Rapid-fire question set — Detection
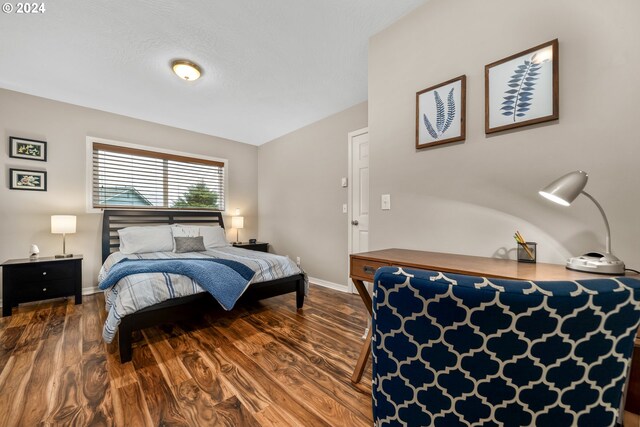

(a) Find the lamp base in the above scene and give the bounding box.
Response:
[566,252,625,275]
[55,253,73,259]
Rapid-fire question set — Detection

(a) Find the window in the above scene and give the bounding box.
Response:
[91,142,225,210]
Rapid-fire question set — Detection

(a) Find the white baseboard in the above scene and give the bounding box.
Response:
[0,280,350,308]
[308,276,350,293]
[83,286,101,296]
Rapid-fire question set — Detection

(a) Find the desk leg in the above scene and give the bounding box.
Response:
[352,279,372,316]
[351,278,373,383]
[351,326,372,384]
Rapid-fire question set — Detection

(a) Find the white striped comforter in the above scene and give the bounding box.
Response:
[98,246,304,343]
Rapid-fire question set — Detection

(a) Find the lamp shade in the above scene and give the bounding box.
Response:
[231,216,244,229]
[538,170,588,206]
[51,215,76,234]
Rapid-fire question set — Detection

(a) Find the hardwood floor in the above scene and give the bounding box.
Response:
[626,412,640,427]
[0,284,373,426]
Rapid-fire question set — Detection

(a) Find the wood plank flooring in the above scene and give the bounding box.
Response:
[626,411,640,427]
[0,284,373,426]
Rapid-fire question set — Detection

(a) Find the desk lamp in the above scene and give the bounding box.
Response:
[539,170,624,274]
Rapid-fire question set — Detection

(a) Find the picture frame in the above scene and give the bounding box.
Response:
[485,39,559,134]
[416,75,466,149]
[9,137,47,161]
[9,168,47,191]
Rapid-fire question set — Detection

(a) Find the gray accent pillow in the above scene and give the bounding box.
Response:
[174,236,206,253]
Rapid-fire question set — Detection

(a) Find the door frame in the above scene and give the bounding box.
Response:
[347,127,369,293]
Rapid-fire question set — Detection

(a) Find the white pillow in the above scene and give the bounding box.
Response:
[171,225,230,250]
[118,225,174,254]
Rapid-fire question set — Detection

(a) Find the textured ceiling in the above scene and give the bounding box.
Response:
[0,0,425,145]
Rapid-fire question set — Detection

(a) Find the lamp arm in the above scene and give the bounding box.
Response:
[581,190,611,254]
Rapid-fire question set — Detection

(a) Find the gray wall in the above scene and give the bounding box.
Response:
[368,0,640,267]
[258,102,368,287]
[0,88,258,295]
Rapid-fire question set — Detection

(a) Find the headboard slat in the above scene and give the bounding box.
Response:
[101,209,225,263]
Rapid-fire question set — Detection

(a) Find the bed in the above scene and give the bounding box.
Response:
[100,209,306,362]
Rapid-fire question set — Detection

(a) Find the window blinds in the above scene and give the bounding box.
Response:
[92,142,225,210]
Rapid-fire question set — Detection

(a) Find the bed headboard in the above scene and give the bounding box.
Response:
[101,209,225,263]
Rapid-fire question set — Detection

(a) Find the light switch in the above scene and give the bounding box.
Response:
[381,194,391,210]
[341,177,348,188]
[342,204,348,213]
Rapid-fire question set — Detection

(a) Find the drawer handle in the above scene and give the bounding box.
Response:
[42,288,47,292]
[363,266,376,275]
[42,271,47,276]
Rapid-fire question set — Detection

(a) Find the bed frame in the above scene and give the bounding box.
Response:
[101,209,305,362]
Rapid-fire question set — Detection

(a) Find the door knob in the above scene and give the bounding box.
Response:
[351,220,359,226]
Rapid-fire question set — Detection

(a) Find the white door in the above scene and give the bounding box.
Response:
[348,127,369,292]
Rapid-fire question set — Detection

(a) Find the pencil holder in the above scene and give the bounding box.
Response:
[517,242,537,263]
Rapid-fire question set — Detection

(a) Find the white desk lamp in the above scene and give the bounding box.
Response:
[539,170,624,274]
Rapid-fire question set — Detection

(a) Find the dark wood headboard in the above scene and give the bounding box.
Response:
[101,209,225,263]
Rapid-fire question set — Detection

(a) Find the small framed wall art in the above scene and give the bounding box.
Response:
[9,168,47,191]
[9,137,47,161]
[416,75,466,149]
[485,39,559,134]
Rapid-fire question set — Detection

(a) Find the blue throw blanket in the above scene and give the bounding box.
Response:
[98,258,256,310]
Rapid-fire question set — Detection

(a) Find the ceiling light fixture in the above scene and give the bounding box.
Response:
[171,60,202,81]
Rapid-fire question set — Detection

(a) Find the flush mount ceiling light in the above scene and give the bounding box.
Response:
[171,60,202,81]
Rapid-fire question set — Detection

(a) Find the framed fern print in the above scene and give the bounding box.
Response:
[416,75,466,149]
[485,39,559,134]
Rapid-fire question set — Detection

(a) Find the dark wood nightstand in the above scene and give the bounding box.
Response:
[1,255,83,316]
[232,242,269,252]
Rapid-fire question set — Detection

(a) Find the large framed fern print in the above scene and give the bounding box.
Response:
[416,75,466,149]
[485,39,558,134]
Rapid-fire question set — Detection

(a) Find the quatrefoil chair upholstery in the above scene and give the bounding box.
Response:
[372,266,640,427]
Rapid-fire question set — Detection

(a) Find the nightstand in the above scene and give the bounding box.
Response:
[1,255,82,316]
[232,242,269,252]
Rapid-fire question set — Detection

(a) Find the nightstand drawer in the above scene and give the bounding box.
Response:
[11,262,74,284]
[13,279,75,302]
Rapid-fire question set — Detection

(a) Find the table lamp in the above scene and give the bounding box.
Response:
[231,216,244,244]
[539,170,624,274]
[51,215,76,258]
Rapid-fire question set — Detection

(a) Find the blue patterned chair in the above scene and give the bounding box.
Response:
[372,266,640,427]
